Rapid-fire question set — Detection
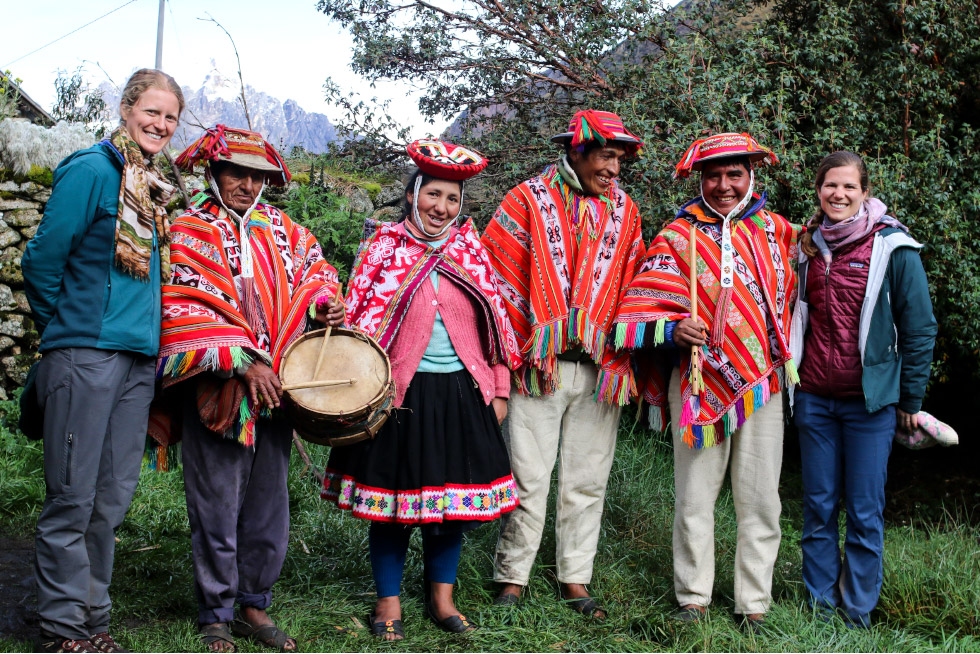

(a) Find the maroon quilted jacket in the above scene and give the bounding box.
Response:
[797,227,883,398]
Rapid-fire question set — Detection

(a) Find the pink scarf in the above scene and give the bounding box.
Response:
[818,198,905,259]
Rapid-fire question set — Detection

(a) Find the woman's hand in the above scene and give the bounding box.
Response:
[672,317,708,348]
[492,397,508,425]
[314,298,346,327]
[242,362,283,411]
[896,408,920,432]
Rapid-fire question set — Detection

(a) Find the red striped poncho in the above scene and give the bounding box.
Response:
[481,164,645,404]
[157,194,340,446]
[614,195,801,447]
[346,219,522,371]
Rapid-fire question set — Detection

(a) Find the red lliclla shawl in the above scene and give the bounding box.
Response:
[157,194,340,446]
[614,195,801,447]
[481,165,645,404]
[347,219,522,371]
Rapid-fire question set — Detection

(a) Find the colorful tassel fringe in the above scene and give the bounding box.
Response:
[157,346,253,380]
[613,318,667,351]
[680,367,784,449]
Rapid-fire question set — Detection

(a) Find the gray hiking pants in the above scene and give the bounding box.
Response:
[180,386,292,625]
[34,348,155,640]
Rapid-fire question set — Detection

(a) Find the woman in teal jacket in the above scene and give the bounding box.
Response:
[22,69,184,654]
[788,151,937,628]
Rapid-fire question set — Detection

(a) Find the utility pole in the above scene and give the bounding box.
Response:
[154,0,165,68]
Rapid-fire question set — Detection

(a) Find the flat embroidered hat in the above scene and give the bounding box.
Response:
[406,139,488,181]
[551,109,643,155]
[674,132,778,179]
[174,124,291,185]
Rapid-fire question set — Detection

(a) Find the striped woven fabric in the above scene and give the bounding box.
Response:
[614,195,801,447]
[481,164,645,404]
[157,195,340,446]
[346,219,522,370]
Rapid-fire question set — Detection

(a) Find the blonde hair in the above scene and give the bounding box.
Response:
[119,68,184,121]
[799,151,870,258]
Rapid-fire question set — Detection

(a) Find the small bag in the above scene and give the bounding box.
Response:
[18,360,43,441]
[894,410,958,450]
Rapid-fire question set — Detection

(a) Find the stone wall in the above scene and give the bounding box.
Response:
[0,179,47,400]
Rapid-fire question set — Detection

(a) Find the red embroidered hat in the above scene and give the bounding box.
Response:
[406,139,488,181]
[174,124,291,185]
[674,132,778,179]
[551,109,643,156]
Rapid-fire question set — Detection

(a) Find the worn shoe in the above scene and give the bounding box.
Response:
[493,592,520,607]
[426,604,478,634]
[37,633,99,653]
[89,633,130,653]
[673,605,707,623]
[369,614,405,640]
[739,614,767,634]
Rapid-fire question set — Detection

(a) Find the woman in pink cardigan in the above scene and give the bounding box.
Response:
[321,140,522,640]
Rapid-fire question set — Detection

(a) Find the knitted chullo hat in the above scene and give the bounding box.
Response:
[174,124,291,185]
[674,132,778,179]
[551,109,644,156]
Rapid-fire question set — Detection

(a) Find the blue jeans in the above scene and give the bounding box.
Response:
[794,391,896,626]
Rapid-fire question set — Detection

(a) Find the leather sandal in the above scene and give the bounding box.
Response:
[199,624,236,653]
[563,595,607,620]
[426,604,478,633]
[369,614,405,640]
[230,618,295,651]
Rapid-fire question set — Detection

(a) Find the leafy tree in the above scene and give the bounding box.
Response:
[51,67,111,137]
[318,0,980,384]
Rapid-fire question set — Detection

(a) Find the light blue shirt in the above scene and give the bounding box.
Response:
[406,230,464,373]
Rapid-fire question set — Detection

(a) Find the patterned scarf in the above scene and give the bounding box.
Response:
[347,219,522,370]
[158,195,340,446]
[818,197,906,258]
[107,127,174,281]
[614,196,801,448]
[481,164,645,403]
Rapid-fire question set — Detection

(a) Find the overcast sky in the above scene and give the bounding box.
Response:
[2,0,449,136]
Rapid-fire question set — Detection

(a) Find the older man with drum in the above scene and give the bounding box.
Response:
[159,125,344,652]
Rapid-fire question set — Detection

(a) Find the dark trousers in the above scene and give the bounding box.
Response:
[34,348,155,640]
[181,389,292,625]
[794,391,896,626]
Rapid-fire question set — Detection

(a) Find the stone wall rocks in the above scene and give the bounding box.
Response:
[0,179,43,395]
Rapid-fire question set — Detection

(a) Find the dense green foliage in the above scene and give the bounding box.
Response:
[1,409,978,652]
[317,0,980,384]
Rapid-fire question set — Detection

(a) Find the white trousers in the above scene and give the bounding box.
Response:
[494,360,622,585]
[669,368,784,615]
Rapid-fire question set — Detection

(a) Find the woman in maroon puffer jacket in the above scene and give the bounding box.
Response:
[790,151,936,629]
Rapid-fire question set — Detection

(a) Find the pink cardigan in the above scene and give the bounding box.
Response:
[387,272,511,407]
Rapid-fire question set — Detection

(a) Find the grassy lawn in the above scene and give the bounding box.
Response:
[1,411,977,652]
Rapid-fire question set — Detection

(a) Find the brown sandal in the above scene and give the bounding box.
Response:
[199,623,236,653]
[231,618,296,651]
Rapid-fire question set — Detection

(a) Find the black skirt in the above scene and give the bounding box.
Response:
[322,370,518,532]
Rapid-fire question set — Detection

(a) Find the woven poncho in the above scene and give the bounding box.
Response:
[157,194,340,446]
[614,195,801,447]
[481,164,645,403]
[346,219,522,371]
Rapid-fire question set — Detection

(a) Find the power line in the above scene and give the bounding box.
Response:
[3,0,142,69]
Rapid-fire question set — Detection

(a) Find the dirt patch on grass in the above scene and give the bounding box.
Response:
[0,531,37,643]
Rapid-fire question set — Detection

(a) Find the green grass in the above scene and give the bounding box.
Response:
[1,413,977,652]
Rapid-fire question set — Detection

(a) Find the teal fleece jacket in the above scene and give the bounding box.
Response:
[790,228,937,414]
[22,142,162,356]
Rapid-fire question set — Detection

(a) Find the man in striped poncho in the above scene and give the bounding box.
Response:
[614,132,801,631]
[481,110,646,619]
[160,125,345,652]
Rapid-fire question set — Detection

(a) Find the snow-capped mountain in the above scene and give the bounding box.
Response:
[100,66,338,154]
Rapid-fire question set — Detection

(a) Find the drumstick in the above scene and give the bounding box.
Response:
[689,222,701,396]
[282,378,355,392]
[313,286,343,381]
